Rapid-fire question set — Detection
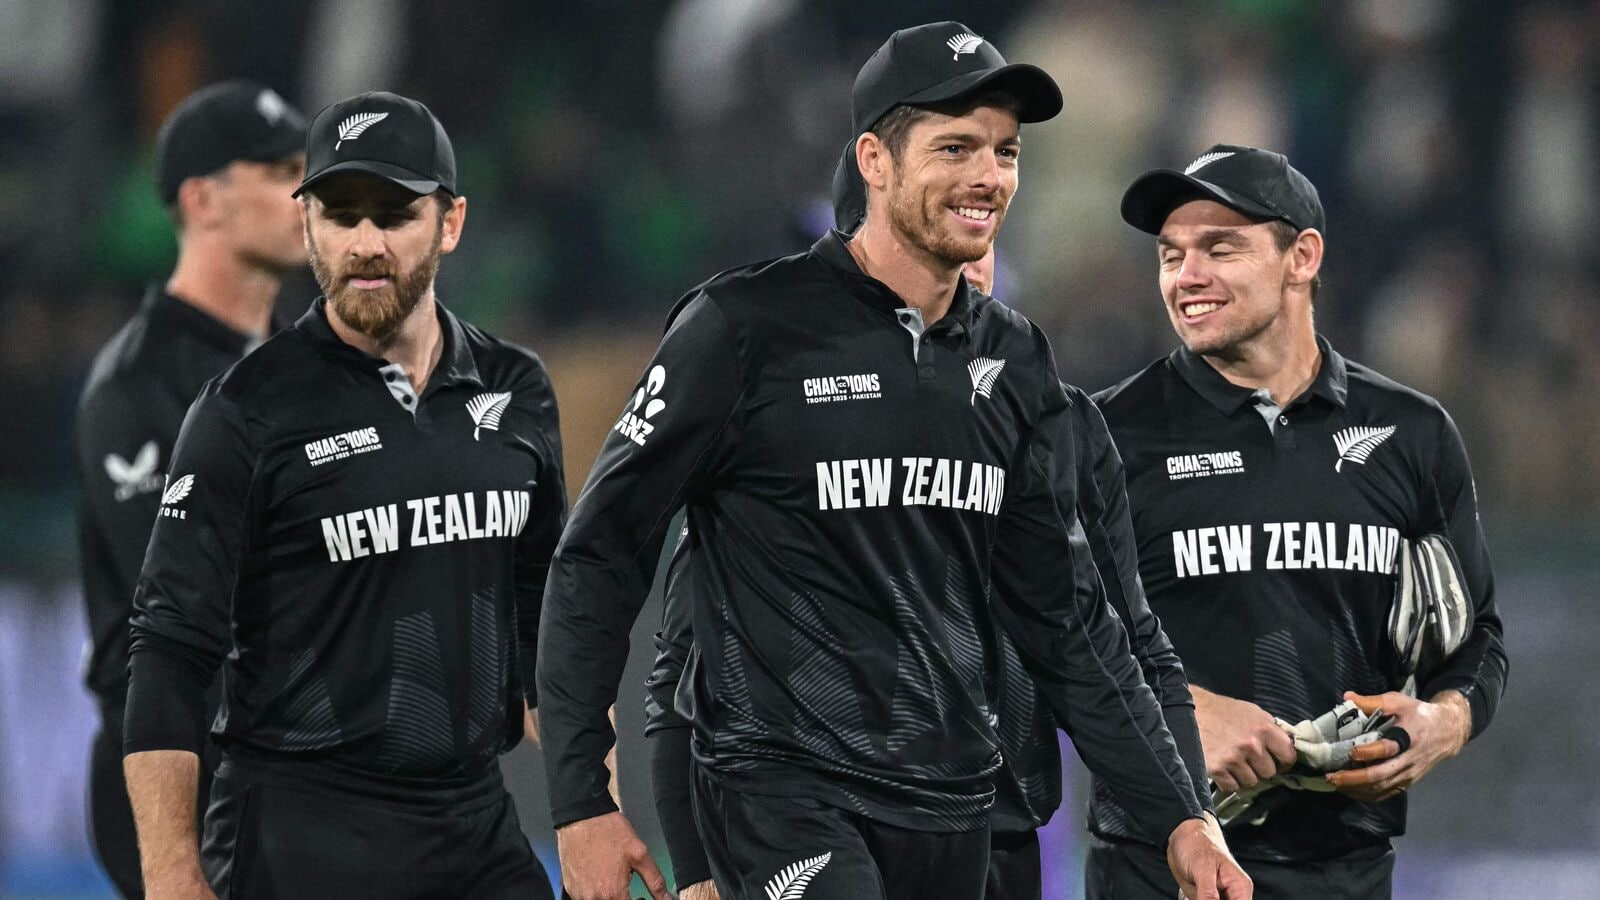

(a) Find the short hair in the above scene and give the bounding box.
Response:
[1267,219,1321,304]
[869,90,1024,161]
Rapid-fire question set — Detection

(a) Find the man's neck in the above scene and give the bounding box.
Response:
[1201,311,1321,407]
[165,243,281,339]
[847,220,964,324]
[327,292,445,394]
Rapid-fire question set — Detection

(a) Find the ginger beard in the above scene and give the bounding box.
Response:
[307,215,443,347]
[885,165,1006,269]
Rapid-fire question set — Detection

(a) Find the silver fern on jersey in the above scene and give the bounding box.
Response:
[466,392,512,440]
[968,357,1006,405]
[764,852,832,900]
[1332,425,1396,472]
[335,112,388,149]
[946,33,984,59]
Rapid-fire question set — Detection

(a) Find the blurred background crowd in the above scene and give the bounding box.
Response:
[2,1,1598,897]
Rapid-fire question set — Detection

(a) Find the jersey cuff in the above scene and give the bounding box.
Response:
[550,793,620,830]
[123,645,211,755]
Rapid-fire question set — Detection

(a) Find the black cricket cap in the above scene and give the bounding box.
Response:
[294,91,456,198]
[155,81,307,203]
[852,22,1062,137]
[831,138,867,234]
[1121,143,1326,235]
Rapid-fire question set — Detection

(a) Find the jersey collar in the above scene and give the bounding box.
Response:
[145,284,261,355]
[810,230,980,338]
[297,296,484,388]
[1171,334,1349,415]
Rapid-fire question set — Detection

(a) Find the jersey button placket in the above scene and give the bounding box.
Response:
[1274,412,1296,450]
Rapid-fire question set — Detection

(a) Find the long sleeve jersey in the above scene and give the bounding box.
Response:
[1094,339,1506,861]
[538,231,1203,838]
[125,299,565,787]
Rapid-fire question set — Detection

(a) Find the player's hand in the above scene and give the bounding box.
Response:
[1193,688,1296,793]
[556,812,673,900]
[679,880,721,900]
[1325,690,1471,802]
[1166,814,1253,899]
[145,868,218,900]
[524,702,540,745]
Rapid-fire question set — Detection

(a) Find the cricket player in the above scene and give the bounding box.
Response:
[539,22,1248,900]
[76,80,307,897]
[643,140,1216,900]
[1086,144,1507,898]
[122,91,564,900]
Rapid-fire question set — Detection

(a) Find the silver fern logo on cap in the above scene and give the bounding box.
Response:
[968,357,1006,405]
[946,32,984,60]
[1333,425,1396,472]
[1184,150,1236,175]
[335,112,389,150]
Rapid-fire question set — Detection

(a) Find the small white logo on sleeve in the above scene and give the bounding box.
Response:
[967,357,1005,404]
[159,474,193,519]
[104,440,163,501]
[946,33,984,59]
[1333,425,1396,472]
[1184,150,1236,175]
[335,112,389,150]
[466,392,512,440]
[614,365,667,447]
[764,851,831,900]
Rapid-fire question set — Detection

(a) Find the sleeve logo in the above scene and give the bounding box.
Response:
[764,851,831,900]
[614,365,667,447]
[967,357,1005,405]
[104,440,163,501]
[336,112,388,150]
[159,473,194,519]
[1332,425,1396,472]
[466,392,513,440]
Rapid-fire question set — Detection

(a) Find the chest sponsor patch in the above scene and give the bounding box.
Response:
[1166,450,1244,480]
[815,457,1005,516]
[803,373,881,404]
[305,426,384,466]
[318,489,531,562]
[1170,521,1401,578]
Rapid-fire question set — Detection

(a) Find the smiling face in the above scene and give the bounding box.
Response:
[302,173,466,346]
[879,103,1020,269]
[1157,200,1313,358]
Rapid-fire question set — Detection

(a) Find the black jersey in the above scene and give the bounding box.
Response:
[77,287,262,708]
[539,231,1202,838]
[125,298,566,785]
[1093,339,1506,861]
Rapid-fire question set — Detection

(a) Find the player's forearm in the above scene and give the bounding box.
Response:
[1418,623,1506,740]
[124,749,207,889]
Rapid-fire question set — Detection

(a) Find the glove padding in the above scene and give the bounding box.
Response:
[1390,533,1473,686]
[1214,700,1399,826]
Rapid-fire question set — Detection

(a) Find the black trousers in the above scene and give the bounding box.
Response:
[1084,832,1395,900]
[691,765,990,900]
[200,768,552,900]
[985,829,1041,900]
[90,713,216,899]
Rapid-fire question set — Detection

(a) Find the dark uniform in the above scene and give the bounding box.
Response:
[1086,146,1507,898]
[640,140,1210,900]
[124,93,563,900]
[75,81,306,898]
[539,222,1205,899]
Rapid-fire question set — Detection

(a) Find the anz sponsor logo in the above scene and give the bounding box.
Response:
[803,373,881,404]
[1166,450,1244,480]
[305,426,383,466]
[815,457,1006,516]
[319,489,532,563]
[1171,521,1401,578]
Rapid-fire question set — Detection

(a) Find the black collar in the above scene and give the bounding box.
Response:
[810,230,980,338]
[296,296,484,388]
[1171,334,1349,415]
[144,285,260,355]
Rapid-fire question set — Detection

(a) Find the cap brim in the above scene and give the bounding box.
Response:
[293,159,441,198]
[902,63,1063,124]
[1120,170,1282,235]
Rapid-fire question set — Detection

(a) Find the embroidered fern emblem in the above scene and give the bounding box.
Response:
[764,852,832,900]
[1333,425,1396,472]
[968,357,1006,405]
[336,112,389,150]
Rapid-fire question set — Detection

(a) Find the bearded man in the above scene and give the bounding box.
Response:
[122,91,565,900]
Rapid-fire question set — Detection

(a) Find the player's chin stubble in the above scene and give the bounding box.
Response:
[888,180,997,268]
[309,229,442,347]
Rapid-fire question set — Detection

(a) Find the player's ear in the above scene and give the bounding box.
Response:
[1287,227,1324,290]
[857,132,891,193]
[439,194,467,254]
[175,176,218,232]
